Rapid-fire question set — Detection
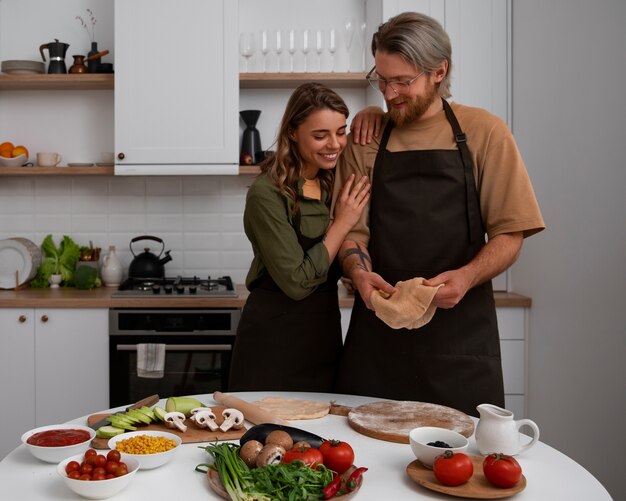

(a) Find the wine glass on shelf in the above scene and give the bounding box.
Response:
[315,29,324,72]
[288,29,296,72]
[301,29,312,73]
[239,32,256,73]
[260,29,270,72]
[344,19,355,72]
[359,22,367,71]
[275,29,284,72]
[327,28,337,73]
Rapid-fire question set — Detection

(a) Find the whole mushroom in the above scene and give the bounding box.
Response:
[265,430,293,451]
[239,439,263,468]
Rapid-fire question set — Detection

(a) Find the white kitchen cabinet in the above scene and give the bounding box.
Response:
[35,308,109,426]
[114,0,239,175]
[0,308,108,459]
[0,310,35,460]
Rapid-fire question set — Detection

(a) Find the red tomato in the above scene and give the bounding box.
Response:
[483,453,522,488]
[78,473,91,481]
[84,448,97,458]
[65,460,80,474]
[92,472,106,481]
[105,461,119,474]
[282,446,324,468]
[319,440,355,474]
[106,450,121,463]
[67,470,81,480]
[94,454,107,468]
[80,463,94,475]
[433,451,474,486]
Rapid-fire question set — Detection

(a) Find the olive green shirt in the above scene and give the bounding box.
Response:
[244,173,331,300]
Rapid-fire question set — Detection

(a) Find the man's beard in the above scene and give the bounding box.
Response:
[387,82,438,126]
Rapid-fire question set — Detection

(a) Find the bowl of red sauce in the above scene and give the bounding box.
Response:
[21,424,96,463]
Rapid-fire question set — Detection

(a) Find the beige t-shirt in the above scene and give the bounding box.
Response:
[334,102,545,244]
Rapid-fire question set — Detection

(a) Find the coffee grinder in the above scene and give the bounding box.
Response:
[240,110,263,164]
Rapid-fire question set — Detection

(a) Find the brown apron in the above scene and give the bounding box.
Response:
[335,99,504,416]
[229,212,343,392]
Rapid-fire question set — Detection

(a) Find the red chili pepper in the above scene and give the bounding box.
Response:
[322,472,341,499]
[346,467,368,491]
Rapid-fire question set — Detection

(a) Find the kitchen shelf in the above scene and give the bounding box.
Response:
[0,165,114,175]
[240,72,368,89]
[0,73,114,91]
[0,72,368,91]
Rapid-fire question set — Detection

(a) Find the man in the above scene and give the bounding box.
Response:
[332,12,544,416]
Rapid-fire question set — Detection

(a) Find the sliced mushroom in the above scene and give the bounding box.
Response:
[193,410,219,431]
[164,411,188,433]
[255,443,286,467]
[239,439,264,468]
[220,408,244,432]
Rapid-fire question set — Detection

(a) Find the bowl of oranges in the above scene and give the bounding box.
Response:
[0,141,29,167]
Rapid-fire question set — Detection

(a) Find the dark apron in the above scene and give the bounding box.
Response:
[335,99,504,416]
[229,212,343,392]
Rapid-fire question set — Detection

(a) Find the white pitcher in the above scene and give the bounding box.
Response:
[100,245,123,287]
[475,403,540,456]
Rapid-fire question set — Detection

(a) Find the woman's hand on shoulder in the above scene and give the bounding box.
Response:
[350,106,385,145]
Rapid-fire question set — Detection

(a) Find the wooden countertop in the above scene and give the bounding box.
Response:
[0,284,531,308]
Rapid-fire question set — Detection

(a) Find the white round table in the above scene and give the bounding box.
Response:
[0,392,611,500]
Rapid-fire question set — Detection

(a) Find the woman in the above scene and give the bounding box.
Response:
[229,83,370,392]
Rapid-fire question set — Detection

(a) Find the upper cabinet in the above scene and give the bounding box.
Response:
[113,0,239,175]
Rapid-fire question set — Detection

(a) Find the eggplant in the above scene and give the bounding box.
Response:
[240,423,325,449]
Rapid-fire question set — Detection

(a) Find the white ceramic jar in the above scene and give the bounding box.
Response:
[100,245,123,287]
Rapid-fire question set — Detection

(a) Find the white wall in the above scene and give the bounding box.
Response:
[511,1,626,499]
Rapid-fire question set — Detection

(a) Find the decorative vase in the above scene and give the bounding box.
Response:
[87,42,101,73]
[48,274,62,289]
[101,245,123,287]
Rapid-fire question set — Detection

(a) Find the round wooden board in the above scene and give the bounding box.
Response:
[207,465,362,500]
[406,455,526,499]
[347,401,474,443]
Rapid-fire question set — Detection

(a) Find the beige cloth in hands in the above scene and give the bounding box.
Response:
[370,277,443,330]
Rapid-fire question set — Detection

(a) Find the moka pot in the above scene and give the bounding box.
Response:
[39,39,69,74]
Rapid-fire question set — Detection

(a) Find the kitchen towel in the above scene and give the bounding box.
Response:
[370,277,443,330]
[136,343,166,379]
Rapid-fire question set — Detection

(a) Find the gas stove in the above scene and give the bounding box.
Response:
[111,275,237,298]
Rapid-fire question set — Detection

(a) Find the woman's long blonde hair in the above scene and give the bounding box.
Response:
[260,82,349,210]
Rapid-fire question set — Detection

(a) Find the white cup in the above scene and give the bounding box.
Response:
[37,152,62,167]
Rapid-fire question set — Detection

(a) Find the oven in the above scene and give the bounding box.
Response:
[108,308,240,408]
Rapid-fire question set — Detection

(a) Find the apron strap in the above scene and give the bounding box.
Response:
[442,99,484,244]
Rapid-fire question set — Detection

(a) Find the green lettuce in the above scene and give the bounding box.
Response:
[30,235,81,288]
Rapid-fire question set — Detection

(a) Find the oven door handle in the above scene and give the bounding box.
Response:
[116,344,232,352]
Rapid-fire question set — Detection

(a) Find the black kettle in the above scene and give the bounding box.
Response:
[128,235,172,279]
[39,39,70,74]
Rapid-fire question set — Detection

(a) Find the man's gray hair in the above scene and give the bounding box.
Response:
[372,12,452,98]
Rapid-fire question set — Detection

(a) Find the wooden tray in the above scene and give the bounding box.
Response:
[406,455,526,499]
[207,465,362,500]
[88,405,245,449]
[347,401,474,443]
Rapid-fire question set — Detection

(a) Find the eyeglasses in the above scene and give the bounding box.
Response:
[366,66,425,94]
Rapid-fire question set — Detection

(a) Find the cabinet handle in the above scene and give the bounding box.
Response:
[19,314,27,323]
[41,315,49,323]
[117,152,125,160]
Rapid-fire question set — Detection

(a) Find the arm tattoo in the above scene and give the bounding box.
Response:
[340,242,371,272]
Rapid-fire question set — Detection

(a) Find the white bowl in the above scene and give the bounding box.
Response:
[21,424,96,463]
[107,430,182,469]
[409,426,470,469]
[0,153,28,167]
[57,452,139,499]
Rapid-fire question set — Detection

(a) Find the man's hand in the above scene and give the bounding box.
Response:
[350,106,384,145]
[423,269,473,309]
[352,269,396,310]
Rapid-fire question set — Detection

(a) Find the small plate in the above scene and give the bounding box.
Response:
[406,455,526,499]
[67,162,94,167]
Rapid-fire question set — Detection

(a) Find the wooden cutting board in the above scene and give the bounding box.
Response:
[88,405,245,449]
[347,400,474,444]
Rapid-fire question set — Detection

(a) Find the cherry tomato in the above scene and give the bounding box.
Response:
[84,448,97,458]
[67,470,81,480]
[80,463,94,475]
[92,472,106,481]
[92,467,106,477]
[107,450,121,463]
[319,440,355,474]
[94,454,107,467]
[483,453,522,488]
[105,461,119,474]
[78,473,91,481]
[433,451,474,486]
[282,446,324,468]
[65,460,80,474]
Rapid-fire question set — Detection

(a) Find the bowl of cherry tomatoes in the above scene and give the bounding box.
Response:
[56,448,139,499]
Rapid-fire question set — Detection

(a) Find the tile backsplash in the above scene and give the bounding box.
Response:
[0,175,254,283]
